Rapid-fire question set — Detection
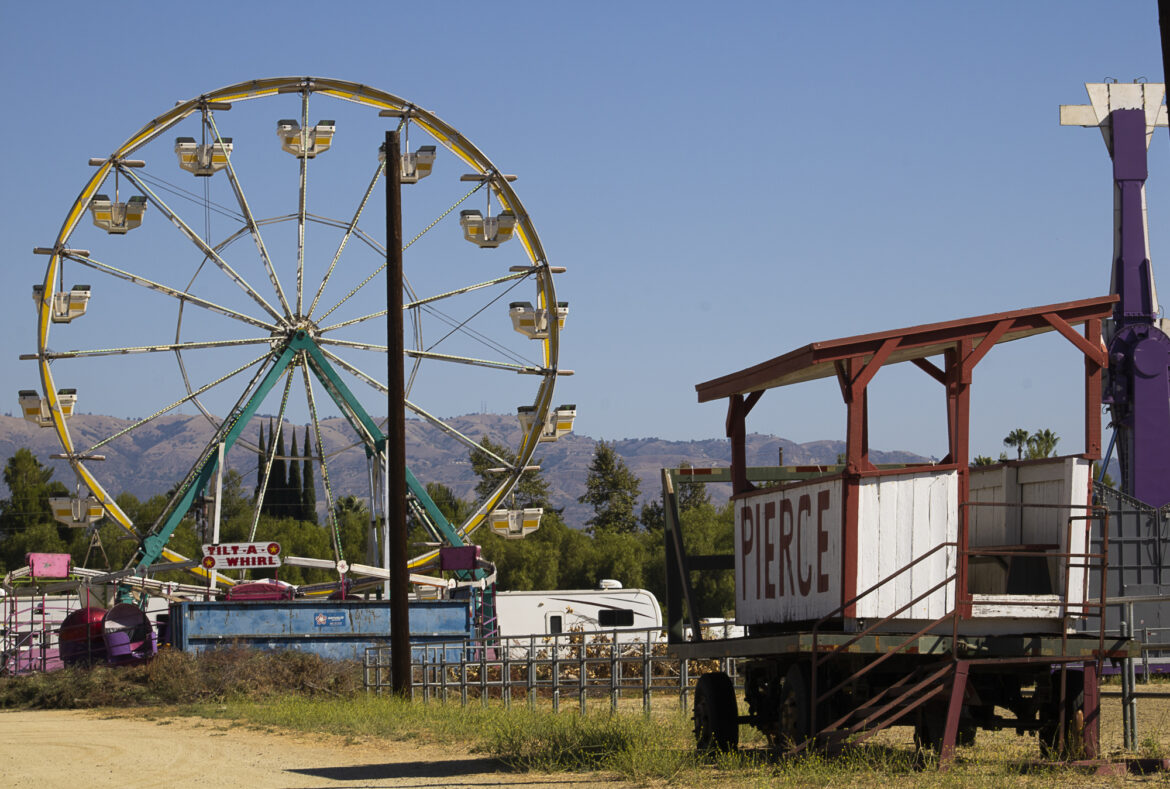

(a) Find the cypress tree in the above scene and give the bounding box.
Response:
[256,423,265,503]
[271,420,287,518]
[287,429,302,520]
[301,427,318,523]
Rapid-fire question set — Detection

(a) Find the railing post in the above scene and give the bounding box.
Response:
[460,646,468,708]
[480,641,488,707]
[527,636,536,710]
[610,637,619,713]
[578,637,587,715]
[552,635,561,713]
[1142,627,1150,683]
[1121,618,1134,750]
[643,639,652,715]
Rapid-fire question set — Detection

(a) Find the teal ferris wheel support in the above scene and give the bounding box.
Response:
[130,330,464,576]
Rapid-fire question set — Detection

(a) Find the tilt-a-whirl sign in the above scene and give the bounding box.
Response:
[201,541,282,570]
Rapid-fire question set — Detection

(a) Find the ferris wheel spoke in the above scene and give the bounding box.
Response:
[119,167,286,324]
[62,251,279,333]
[316,260,387,325]
[82,351,272,455]
[400,271,530,312]
[401,179,485,252]
[144,355,277,535]
[295,89,310,317]
[312,182,488,325]
[135,171,244,224]
[308,161,385,319]
[31,337,272,361]
[316,308,387,334]
[414,276,534,364]
[314,349,508,465]
[418,302,535,366]
[248,369,296,541]
[301,363,343,565]
[206,111,294,319]
[316,337,544,374]
[409,349,547,374]
[406,400,515,468]
[317,347,385,393]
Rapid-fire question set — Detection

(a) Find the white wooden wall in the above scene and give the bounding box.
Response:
[855,470,958,620]
[967,458,1091,611]
[732,459,1092,628]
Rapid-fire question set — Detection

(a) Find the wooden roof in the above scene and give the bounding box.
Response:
[695,295,1117,402]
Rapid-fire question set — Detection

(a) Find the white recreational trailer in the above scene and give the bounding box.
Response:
[494,581,662,639]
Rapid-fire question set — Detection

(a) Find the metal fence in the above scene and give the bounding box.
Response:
[364,627,739,713]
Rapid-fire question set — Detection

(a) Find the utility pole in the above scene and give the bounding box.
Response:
[385,129,411,695]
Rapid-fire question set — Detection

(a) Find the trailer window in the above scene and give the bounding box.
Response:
[548,615,563,634]
[599,609,635,627]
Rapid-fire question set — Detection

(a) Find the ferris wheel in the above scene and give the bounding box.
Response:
[24,77,572,584]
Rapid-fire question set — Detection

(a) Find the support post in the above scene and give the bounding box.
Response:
[211,441,224,587]
[211,441,224,546]
[1083,659,1100,759]
[939,659,969,767]
[382,449,390,601]
[948,340,973,617]
[386,129,411,696]
[726,395,751,495]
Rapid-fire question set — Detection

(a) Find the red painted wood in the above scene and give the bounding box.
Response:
[940,660,969,766]
[696,295,1116,402]
[1085,318,1103,459]
[1084,660,1100,759]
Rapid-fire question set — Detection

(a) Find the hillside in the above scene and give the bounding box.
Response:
[0,413,926,527]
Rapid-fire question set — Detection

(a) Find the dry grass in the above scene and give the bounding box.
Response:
[4,650,1170,786]
[0,647,361,708]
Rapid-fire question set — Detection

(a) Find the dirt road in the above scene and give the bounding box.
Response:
[0,710,623,789]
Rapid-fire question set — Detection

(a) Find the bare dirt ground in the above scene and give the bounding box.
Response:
[0,710,625,789]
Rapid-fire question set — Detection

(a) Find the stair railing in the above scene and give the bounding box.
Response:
[809,539,959,741]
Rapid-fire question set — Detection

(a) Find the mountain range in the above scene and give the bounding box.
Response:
[0,413,926,527]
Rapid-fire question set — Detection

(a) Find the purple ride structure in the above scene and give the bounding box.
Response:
[1061,81,1170,509]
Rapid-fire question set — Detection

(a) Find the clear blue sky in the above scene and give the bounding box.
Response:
[1,1,1166,464]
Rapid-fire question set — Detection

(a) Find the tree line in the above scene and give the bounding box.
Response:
[0,440,738,619]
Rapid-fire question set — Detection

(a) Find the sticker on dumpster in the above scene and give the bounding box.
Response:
[313,612,347,628]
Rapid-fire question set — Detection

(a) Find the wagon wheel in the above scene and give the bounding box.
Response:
[693,671,739,752]
[777,662,812,749]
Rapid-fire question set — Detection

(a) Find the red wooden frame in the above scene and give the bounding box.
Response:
[700,295,1115,618]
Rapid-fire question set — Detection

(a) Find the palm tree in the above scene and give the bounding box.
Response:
[1026,428,1060,459]
[1003,428,1031,460]
[334,495,367,518]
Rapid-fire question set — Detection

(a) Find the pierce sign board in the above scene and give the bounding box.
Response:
[735,479,842,624]
[201,541,282,570]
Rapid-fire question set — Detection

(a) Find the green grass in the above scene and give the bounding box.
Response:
[173,696,1146,787]
[3,649,1163,786]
